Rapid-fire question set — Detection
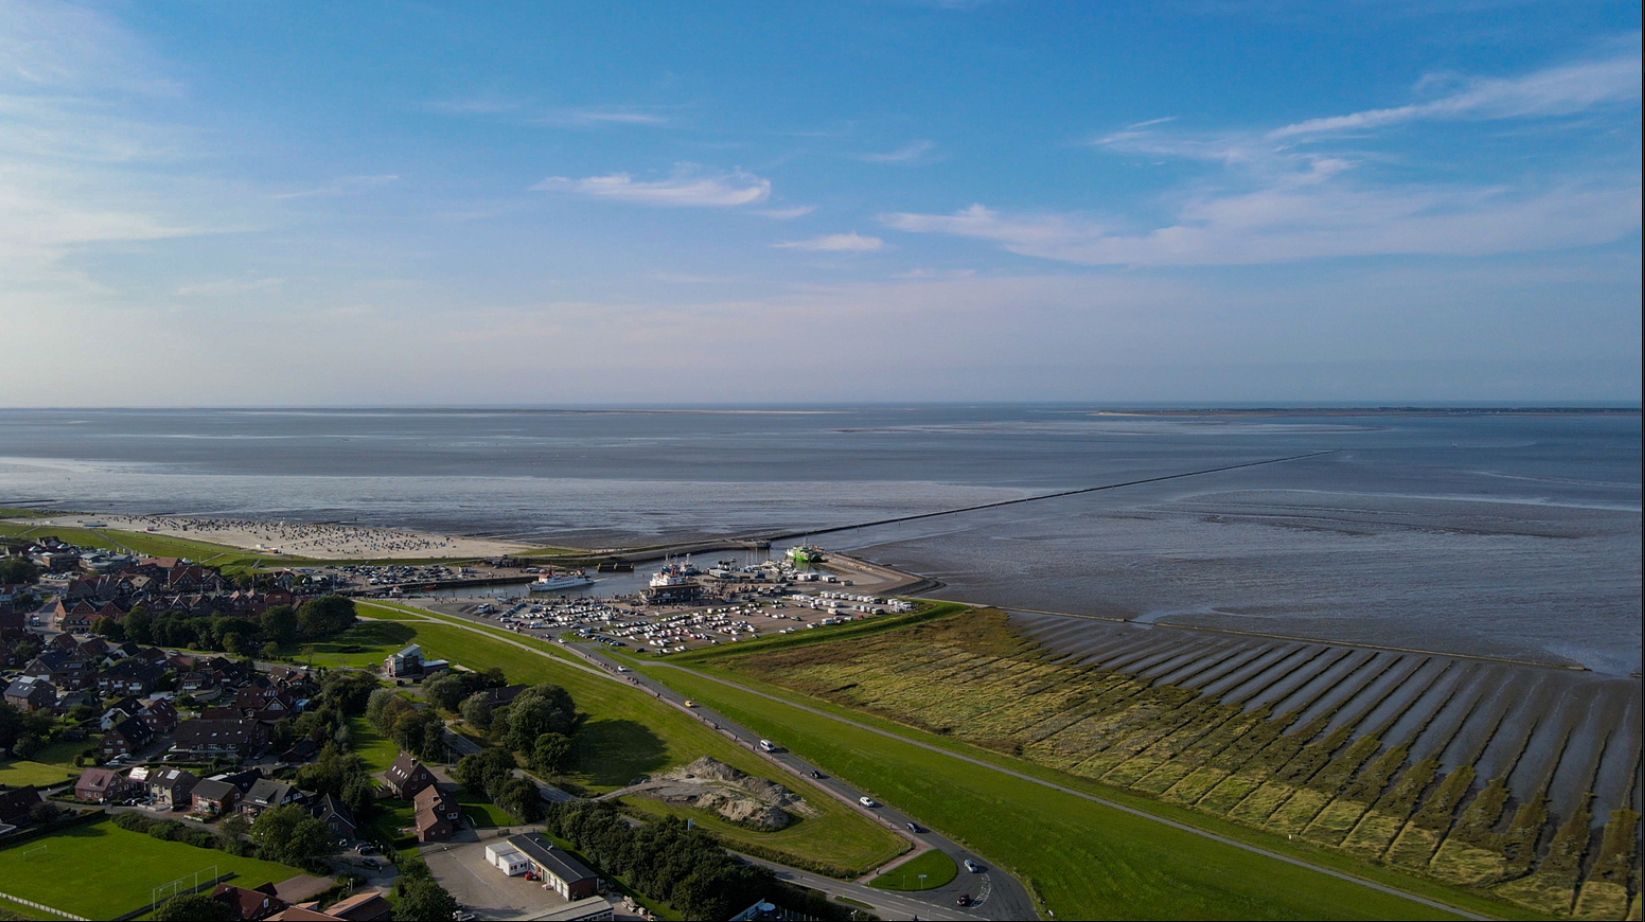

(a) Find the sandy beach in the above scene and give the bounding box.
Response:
[8,513,534,560]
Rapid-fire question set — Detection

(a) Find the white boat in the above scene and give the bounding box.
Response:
[530,570,595,592]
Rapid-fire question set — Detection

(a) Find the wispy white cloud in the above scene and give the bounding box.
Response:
[1269,52,1641,139]
[859,140,936,163]
[532,168,770,207]
[773,232,883,252]
[272,174,399,200]
[174,276,285,297]
[757,205,816,219]
[423,96,522,116]
[881,183,1642,267]
[542,107,670,127]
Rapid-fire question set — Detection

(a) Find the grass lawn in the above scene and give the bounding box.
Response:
[0,819,307,920]
[345,717,399,774]
[298,620,419,669]
[352,604,907,876]
[869,849,958,891]
[0,760,76,787]
[640,666,1468,922]
[618,795,908,878]
[456,788,515,828]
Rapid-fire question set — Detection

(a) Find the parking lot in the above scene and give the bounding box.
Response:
[422,836,574,922]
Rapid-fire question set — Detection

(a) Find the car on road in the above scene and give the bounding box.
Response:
[859,796,878,807]
[905,821,921,833]
[964,858,983,873]
[808,770,823,779]
[956,894,972,907]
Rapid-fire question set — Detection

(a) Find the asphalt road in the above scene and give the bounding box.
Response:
[388,602,1039,921]
[567,643,1038,922]
[637,661,1489,922]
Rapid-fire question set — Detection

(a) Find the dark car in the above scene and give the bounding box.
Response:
[905,821,921,833]
[808,770,823,779]
[956,894,971,906]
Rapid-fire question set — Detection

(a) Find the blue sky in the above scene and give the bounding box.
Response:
[1,1,1639,405]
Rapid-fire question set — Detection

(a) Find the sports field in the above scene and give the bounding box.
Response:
[0,819,307,919]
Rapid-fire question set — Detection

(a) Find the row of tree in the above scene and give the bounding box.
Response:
[542,800,775,921]
[94,595,358,657]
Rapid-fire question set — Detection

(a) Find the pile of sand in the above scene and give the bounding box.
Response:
[625,756,818,830]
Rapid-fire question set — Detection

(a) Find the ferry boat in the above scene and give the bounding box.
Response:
[649,558,700,588]
[530,570,595,592]
[786,544,825,566]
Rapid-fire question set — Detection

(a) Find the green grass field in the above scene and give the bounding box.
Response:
[618,795,908,878]
[298,620,420,669]
[351,603,907,875]
[0,819,307,919]
[868,849,958,890]
[640,666,1470,922]
[0,760,75,788]
[345,717,399,774]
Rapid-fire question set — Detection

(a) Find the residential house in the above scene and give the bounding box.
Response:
[97,659,164,696]
[317,890,393,921]
[240,778,305,818]
[22,649,96,691]
[4,675,56,711]
[170,719,268,761]
[99,715,154,760]
[280,738,319,765]
[74,767,137,803]
[138,767,198,808]
[210,883,288,922]
[413,785,460,843]
[383,752,437,799]
[478,684,529,709]
[311,793,357,841]
[139,698,180,734]
[190,778,242,815]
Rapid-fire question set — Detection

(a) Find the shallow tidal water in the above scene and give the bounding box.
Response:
[0,407,1638,673]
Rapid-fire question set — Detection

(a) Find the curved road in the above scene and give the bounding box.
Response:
[377,602,1034,920]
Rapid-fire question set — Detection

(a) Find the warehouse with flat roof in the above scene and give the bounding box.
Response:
[505,833,600,901]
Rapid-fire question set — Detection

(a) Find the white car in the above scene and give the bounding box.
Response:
[965,859,983,873]
[859,796,878,807]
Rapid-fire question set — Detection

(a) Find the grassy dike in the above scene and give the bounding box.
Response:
[595,602,1562,922]
[350,602,908,876]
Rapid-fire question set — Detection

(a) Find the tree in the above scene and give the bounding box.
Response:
[153,894,233,922]
[250,804,338,867]
[321,671,380,715]
[124,607,154,644]
[260,605,299,647]
[390,708,446,762]
[454,746,516,796]
[296,595,355,638]
[421,673,470,712]
[459,693,494,731]
[500,684,578,753]
[393,878,457,922]
[494,776,544,823]
[530,732,573,776]
[366,688,410,733]
[0,702,23,753]
[0,557,37,585]
[219,813,249,840]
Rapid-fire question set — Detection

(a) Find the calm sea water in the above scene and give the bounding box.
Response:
[1,407,1638,673]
